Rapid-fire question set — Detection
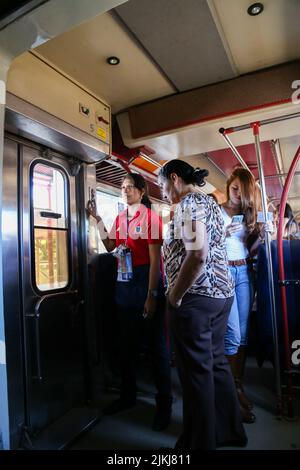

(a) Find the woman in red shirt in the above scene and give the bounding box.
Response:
[88,173,172,431]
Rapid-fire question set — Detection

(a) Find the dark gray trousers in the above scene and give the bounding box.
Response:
[170,293,247,450]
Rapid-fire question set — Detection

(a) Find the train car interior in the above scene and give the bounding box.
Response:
[0,0,300,451]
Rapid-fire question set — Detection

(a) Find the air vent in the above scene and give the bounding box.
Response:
[96,160,164,202]
[96,160,127,188]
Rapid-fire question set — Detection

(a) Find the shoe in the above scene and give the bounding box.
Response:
[152,395,172,431]
[170,352,176,367]
[240,405,256,424]
[217,436,248,448]
[102,398,136,415]
[235,379,253,410]
[152,408,171,431]
[174,435,185,450]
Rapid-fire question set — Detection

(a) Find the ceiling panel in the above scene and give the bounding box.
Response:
[115,0,236,91]
[35,11,174,113]
[211,0,300,74]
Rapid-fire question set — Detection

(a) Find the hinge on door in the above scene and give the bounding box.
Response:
[68,157,81,176]
[40,147,52,160]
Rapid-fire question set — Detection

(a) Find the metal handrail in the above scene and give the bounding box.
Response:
[218,115,300,415]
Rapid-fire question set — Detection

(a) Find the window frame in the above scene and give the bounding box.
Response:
[30,159,72,295]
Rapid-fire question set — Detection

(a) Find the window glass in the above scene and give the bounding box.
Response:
[96,191,124,230]
[33,163,67,229]
[32,162,69,291]
[161,206,172,238]
[95,190,124,254]
[34,228,68,291]
[150,201,172,238]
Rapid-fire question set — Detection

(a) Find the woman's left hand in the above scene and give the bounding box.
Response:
[168,290,182,309]
[143,295,157,320]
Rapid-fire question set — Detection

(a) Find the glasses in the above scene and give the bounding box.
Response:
[121,184,135,191]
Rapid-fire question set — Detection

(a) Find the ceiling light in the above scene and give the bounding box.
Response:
[106,56,120,65]
[247,3,264,16]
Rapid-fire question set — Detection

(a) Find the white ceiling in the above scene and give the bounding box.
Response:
[35,11,174,113]
[211,0,300,73]
[32,0,300,113]
[7,0,300,212]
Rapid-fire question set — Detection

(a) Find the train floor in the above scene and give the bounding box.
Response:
[70,356,300,451]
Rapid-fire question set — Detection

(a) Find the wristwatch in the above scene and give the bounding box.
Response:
[148,289,159,298]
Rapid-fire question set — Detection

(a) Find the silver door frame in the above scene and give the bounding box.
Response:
[2,133,99,448]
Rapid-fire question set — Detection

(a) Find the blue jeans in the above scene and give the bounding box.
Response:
[224,265,253,356]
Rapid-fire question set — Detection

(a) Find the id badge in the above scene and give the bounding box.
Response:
[125,249,133,280]
[115,246,133,282]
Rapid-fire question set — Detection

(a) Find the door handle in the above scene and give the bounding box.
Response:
[40,211,62,219]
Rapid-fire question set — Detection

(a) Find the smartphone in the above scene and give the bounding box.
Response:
[231,215,244,224]
[88,188,97,211]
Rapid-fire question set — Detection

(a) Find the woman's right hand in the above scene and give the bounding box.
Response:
[226,223,243,237]
[86,200,99,222]
[259,221,276,240]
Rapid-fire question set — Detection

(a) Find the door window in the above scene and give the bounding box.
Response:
[96,190,124,253]
[32,162,70,291]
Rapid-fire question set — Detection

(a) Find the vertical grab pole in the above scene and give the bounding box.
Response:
[252,122,282,414]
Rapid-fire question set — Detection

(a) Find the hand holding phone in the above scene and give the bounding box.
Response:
[231,215,244,224]
[87,188,98,219]
[226,215,244,237]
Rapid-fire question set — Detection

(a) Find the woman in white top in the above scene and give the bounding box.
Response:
[221,168,260,424]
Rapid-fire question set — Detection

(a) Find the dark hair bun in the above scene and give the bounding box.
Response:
[159,159,209,187]
[193,167,209,187]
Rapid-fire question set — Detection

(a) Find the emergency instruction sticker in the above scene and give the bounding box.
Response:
[97,127,107,140]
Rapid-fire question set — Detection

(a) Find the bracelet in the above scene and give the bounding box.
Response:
[148,289,158,298]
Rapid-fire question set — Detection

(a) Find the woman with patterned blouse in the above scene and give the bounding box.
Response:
[158,159,247,451]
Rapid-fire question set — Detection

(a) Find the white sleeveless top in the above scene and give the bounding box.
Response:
[220,206,249,261]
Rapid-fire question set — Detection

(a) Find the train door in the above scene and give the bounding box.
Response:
[2,133,93,446]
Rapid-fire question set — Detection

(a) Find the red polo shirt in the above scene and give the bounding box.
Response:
[110,205,163,267]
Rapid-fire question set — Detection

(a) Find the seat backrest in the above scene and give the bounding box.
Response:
[256,240,300,365]
[89,253,118,366]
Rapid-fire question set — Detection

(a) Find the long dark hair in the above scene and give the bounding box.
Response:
[226,168,259,233]
[122,173,152,208]
[159,159,208,187]
[276,202,295,232]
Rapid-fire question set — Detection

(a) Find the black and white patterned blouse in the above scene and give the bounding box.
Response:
[163,192,234,299]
